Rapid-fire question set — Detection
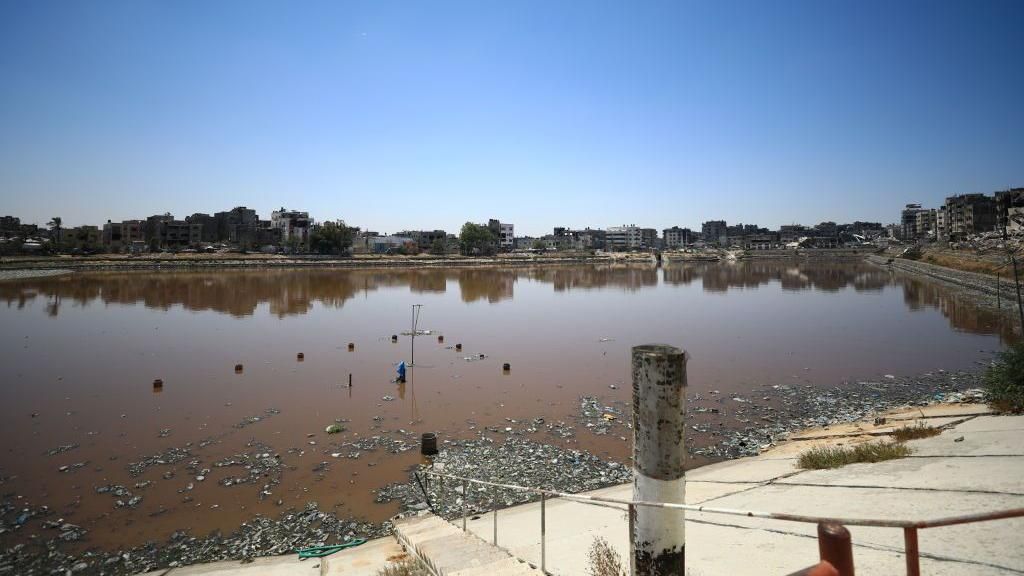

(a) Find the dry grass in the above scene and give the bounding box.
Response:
[919,250,1004,276]
[588,536,627,576]
[376,556,430,576]
[891,422,942,442]
[797,442,912,470]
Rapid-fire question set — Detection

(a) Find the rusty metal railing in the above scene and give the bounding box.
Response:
[416,470,1024,575]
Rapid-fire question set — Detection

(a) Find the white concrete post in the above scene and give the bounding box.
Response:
[631,344,686,576]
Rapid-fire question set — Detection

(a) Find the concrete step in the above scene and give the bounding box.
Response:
[393,513,541,576]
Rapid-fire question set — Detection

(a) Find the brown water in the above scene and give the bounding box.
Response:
[0,260,1011,551]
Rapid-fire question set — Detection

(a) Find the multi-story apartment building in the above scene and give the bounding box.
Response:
[606,224,644,251]
[396,230,448,252]
[186,213,219,243]
[701,220,727,246]
[995,188,1024,231]
[662,227,695,249]
[0,216,20,236]
[779,224,808,244]
[215,206,259,244]
[940,194,996,240]
[639,228,658,249]
[486,219,514,251]
[914,209,937,239]
[271,208,313,248]
[162,221,202,248]
[900,204,929,240]
[64,225,102,250]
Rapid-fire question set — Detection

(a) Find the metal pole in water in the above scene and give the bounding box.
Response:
[411,304,422,366]
[631,344,686,576]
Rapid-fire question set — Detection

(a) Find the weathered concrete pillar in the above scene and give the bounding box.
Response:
[631,344,686,576]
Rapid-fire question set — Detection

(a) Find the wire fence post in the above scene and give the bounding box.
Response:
[462,479,468,532]
[541,493,546,573]
[904,527,920,576]
[493,506,498,545]
[628,503,636,576]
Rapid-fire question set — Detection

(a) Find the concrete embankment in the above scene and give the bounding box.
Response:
[0,268,73,281]
[0,254,655,273]
[461,403,1024,576]
[866,254,1019,314]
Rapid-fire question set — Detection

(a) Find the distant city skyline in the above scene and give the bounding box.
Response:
[2,0,1022,236]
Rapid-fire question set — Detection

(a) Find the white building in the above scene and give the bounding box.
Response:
[606,225,642,251]
[271,208,313,246]
[499,223,514,250]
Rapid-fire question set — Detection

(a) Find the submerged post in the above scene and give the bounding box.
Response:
[631,344,686,576]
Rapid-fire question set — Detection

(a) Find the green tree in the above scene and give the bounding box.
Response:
[47,217,62,247]
[459,222,496,256]
[985,342,1024,413]
[532,239,547,252]
[310,222,355,255]
[430,238,447,255]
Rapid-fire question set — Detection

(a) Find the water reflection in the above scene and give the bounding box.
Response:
[0,261,1012,340]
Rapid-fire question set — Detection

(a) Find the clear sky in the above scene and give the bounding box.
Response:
[1,0,1021,235]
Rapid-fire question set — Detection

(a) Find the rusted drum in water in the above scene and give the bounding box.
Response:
[421,432,438,456]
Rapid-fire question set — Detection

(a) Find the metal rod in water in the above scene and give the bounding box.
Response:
[410,304,422,366]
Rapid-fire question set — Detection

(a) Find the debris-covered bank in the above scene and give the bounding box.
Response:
[0,368,991,575]
[378,369,989,518]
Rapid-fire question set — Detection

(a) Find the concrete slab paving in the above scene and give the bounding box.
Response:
[461,414,1024,575]
[321,536,406,576]
[881,403,995,420]
[685,455,799,483]
[912,428,1024,457]
[691,484,1024,573]
[776,451,1024,494]
[953,415,1024,433]
[147,554,320,575]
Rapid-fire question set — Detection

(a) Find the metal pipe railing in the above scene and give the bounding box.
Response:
[423,469,1024,529]
[418,469,1024,575]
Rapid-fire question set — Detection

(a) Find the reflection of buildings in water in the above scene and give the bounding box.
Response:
[0,271,368,318]
[0,263,1013,342]
[899,277,1014,341]
[458,269,515,303]
[661,265,703,286]
[661,261,891,293]
[534,264,658,292]
[406,270,447,294]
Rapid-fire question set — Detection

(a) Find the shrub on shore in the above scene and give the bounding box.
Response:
[798,442,911,470]
[891,422,942,442]
[984,342,1024,413]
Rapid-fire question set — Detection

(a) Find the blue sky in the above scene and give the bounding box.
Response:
[1,0,1021,235]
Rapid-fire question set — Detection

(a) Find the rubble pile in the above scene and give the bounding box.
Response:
[696,372,987,459]
[376,437,631,518]
[0,502,388,576]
